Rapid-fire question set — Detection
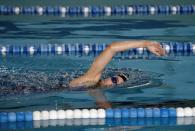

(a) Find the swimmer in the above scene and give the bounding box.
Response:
[69,40,166,88]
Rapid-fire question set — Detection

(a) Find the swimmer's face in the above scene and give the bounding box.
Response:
[99,74,127,87]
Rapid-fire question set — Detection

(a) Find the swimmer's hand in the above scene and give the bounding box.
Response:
[146,41,166,56]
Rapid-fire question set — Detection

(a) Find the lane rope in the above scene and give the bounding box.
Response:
[0,42,194,58]
[0,5,195,17]
[0,107,195,123]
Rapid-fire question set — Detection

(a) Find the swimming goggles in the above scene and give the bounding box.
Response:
[111,76,118,85]
[111,74,128,85]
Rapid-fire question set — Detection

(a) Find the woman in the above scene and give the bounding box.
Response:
[0,40,165,96]
[69,40,166,88]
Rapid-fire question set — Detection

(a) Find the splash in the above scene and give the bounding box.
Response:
[0,67,156,97]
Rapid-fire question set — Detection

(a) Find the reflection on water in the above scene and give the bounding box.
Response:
[1,117,195,129]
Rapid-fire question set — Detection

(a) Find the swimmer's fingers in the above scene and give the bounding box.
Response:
[147,42,166,56]
[156,43,166,56]
[152,49,162,56]
[155,44,166,56]
[146,45,159,56]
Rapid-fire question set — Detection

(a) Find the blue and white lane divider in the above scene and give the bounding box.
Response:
[1,107,195,123]
[1,108,195,129]
[0,5,195,16]
[0,42,195,57]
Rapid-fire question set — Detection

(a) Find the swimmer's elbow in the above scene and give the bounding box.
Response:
[106,42,118,54]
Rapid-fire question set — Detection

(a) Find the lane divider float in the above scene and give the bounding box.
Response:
[1,107,195,123]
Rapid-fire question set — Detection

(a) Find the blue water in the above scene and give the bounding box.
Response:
[0,14,195,130]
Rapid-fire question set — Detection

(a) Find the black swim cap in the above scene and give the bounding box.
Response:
[118,73,128,82]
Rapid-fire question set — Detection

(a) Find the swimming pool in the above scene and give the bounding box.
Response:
[0,2,195,131]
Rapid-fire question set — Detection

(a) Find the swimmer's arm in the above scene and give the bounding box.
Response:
[85,40,165,78]
[69,40,165,87]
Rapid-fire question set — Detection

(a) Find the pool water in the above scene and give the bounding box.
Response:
[0,12,195,130]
